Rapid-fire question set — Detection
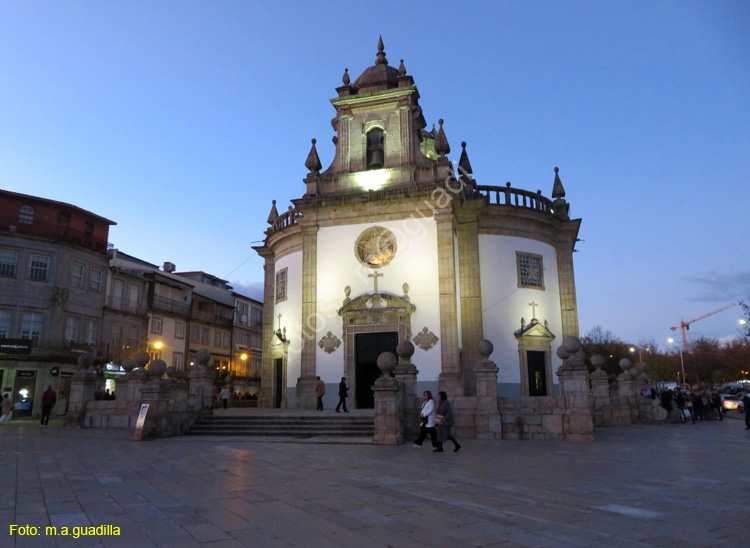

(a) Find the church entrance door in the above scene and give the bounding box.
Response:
[273,358,283,408]
[527,351,547,396]
[354,332,398,408]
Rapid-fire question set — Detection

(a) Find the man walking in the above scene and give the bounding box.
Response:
[335,377,348,413]
[41,385,56,427]
[314,376,326,411]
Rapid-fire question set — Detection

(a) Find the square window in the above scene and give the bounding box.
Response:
[21,312,43,340]
[516,252,544,289]
[275,268,287,303]
[29,255,50,282]
[19,205,35,224]
[151,315,163,334]
[173,352,184,370]
[0,250,18,278]
[85,320,98,345]
[0,310,10,338]
[89,268,103,292]
[201,327,210,345]
[71,262,85,289]
[175,320,185,339]
[65,317,79,343]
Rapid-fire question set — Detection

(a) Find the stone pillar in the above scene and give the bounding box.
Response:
[555,233,581,337]
[435,210,463,396]
[63,353,97,427]
[394,340,420,440]
[616,358,638,398]
[137,359,170,439]
[555,336,594,441]
[297,225,319,409]
[456,209,483,396]
[589,355,609,398]
[257,248,276,408]
[188,349,216,412]
[372,352,403,445]
[473,340,502,439]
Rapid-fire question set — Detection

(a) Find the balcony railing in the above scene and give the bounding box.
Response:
[268,208,302,235]
[151,295,191,317]
[0,215,109,254]
[105,296,148,315]
[475,184,553,213]
[214,316,233,328]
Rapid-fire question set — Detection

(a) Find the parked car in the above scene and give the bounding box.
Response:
[720,394,744,412]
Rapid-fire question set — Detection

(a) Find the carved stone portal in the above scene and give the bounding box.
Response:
[318,331,341,354]
[413,327,439,351]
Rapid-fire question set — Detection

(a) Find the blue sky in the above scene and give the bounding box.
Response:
[1,1,748,348]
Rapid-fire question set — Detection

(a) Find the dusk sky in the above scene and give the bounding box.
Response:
[1,1,748,350]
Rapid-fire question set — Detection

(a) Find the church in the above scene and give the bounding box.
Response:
[254,39,581,409]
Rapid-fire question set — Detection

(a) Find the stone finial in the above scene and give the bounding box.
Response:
[590,354,605,369]
[197,349,211,367]
[376,351,397,375]
[77,352,93,370]
[398,59,406,76]
[375,35,388,65]
[305,138,322,172]
[402,282,409,296]
[434,119,450,156]
[121,358,136,372]
[552,166,566,198]
[266,199,278,225]
[148,359,167,377]
[396,340,415,360]
[342,68,350,86]
[478,339,494,358]
[619,358,632,371]
[344,285,351,298]
[561,336,582,354]
[134,351,149,369]
[165,366,176,378]
[458,141,473,176]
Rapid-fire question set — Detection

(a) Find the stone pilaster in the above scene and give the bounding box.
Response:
[257,249,276,408]
[435,210,463,396]
[456,216,483,396]
[394,341,420,440]
[372,352,404,445]
[63,353,97,427]
[555,233,580,337]
[297,225,319,409]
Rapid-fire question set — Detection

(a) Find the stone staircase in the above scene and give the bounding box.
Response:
[186,412,375,439]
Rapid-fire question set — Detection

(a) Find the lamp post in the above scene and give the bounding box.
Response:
[667,338,686,387]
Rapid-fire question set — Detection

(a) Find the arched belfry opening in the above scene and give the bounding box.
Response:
[366,128,384,170]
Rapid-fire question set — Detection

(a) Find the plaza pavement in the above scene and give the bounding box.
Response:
[1,411,749,548]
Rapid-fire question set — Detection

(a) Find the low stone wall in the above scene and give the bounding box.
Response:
[84,400,139,429]
[592,395,659,426]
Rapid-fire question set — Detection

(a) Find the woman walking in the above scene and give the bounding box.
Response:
[412,390,439,451]
[435,391,461,452]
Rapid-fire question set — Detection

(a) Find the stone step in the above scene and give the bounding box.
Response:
[185,413,375,438]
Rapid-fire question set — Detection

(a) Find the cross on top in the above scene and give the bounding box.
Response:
[528,301,539,320]
[277,313,282,330]
[368,271,383,294]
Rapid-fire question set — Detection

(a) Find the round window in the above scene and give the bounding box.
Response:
[354,226,397,268]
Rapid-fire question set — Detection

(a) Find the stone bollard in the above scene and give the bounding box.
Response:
[394,340,420,440]
[617,358,638,398]
[472,340,502,439]
[137,359,171,439]
[64,353,98,427]
[372,352,403,445]
[555,337,594,441]
[189,349,216,412]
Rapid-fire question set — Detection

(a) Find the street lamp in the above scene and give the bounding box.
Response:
[667,338,686,387]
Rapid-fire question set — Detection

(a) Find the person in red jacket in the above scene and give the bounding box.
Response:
[40,385,56,427]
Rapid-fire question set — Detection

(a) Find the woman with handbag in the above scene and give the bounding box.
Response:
[412,390,439,451]
[435,391,461,452]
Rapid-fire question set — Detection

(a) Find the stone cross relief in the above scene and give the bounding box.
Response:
[528,301,538,320]
[368,271,383,294]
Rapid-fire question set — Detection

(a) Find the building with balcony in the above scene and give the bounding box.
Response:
[0,189,115,417]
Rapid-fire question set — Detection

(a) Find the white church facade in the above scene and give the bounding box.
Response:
[254,39,581,409]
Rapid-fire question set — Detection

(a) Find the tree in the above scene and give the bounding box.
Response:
[580,326,631,377]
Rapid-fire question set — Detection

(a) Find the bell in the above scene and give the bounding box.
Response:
[368,149,384,169]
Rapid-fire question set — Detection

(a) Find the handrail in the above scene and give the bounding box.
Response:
[268,208,303,234]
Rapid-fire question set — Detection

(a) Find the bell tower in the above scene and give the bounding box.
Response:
[303,37,453,197]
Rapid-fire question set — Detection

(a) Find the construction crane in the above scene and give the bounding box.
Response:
[670,303,737,349]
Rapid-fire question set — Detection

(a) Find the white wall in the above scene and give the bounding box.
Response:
[478,235,563,387]
[315,216,443,384]
[274,251,302,387]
